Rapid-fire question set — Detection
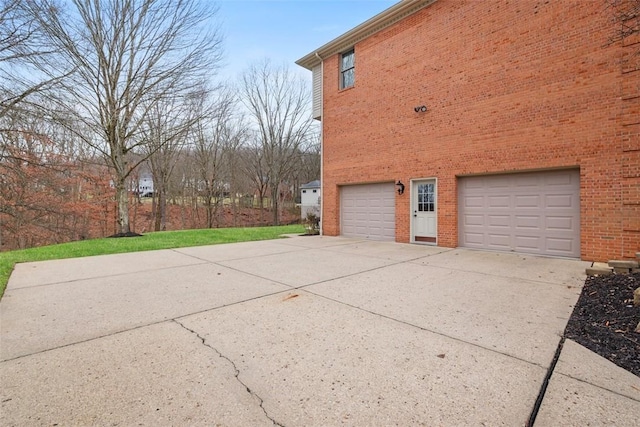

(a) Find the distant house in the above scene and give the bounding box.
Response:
[301,180,321,219]
[109,171,154,197]
[137,172,153,197]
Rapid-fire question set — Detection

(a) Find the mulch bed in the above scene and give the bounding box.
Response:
[564,272,640,377]
[108,232,143,238]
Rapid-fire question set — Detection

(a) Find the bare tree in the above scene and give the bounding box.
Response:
[240,60,313,225]
[0,0,70,120]
[24,0,223,235]
[221,115,247,227]
[190,86,246,228]
[240,135,270,222]
[173,149,200,229]
[0,108,112,250]
[141,94,196,231]
[296,130,321,185]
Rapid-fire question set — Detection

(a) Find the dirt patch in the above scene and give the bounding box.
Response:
[564,272,640,377]
[282,294,300,301]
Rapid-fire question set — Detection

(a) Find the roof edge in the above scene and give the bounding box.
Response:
[296,0,437,70]
[301,180,321,189]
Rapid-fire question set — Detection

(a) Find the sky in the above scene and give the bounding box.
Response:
[214,0,397,81]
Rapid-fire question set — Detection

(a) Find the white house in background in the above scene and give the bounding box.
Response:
[108,171,154,197]
[301,180,321,219]
[137,172,154,197]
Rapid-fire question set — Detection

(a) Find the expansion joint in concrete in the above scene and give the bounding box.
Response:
[526,336,565,427]
[172,319,284,427]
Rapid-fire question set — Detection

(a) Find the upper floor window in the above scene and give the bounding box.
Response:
[340,49,355,89]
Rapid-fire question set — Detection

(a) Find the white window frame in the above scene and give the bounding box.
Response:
[340,48,355,89]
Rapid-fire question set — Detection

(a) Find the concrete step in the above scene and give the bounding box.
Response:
[585,258,640,276]
[586,268,613,276]
[586,263,614,276]
[608,260,639,269]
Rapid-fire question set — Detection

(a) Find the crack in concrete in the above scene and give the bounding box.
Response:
[172,319,284,427]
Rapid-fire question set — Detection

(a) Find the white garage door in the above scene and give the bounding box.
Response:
[458,170,580,257]
[341,183,395,241]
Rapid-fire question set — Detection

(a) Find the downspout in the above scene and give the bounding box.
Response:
[315,52,324,236]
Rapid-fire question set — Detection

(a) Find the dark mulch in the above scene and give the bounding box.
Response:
[564,272,640,377]
[108,232,143,238]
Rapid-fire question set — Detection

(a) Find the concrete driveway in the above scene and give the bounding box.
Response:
[1,236,638,426]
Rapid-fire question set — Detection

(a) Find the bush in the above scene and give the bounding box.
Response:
[304,211,320,235]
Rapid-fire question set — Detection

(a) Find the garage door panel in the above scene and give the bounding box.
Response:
[464,179,485,190]
[514,235,542,252]
[547,237,574,254]
[463,214,485,226]
[546,171,574,185]
[465,196,484,208]
[487,233,511,248]
[514,175,541,187]
[515,194,541,208]
[546,216,574,231]
[546,194,574,208]
[514,215,540,229]
[488,195,511,208]
[341,183,395,241]
[463,232,485,245]
[459,170,580,257]
[488,215,510,227]
[486,179,510,189]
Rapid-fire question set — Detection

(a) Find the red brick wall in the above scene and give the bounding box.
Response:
[320,0,639,261]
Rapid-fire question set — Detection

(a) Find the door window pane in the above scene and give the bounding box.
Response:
[417,183,435,212]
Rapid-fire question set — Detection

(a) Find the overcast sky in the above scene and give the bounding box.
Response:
[215,0,397,81]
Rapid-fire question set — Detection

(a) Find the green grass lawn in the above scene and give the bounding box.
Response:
[0,225,304,299]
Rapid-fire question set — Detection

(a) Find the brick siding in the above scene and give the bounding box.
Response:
[319,0,640,261]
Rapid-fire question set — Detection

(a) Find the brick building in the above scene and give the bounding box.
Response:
[296,0,639,261]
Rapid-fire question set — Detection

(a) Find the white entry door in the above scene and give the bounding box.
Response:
[413,179,437,243]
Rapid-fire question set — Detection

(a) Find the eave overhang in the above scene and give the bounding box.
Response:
[295,0,437,70]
